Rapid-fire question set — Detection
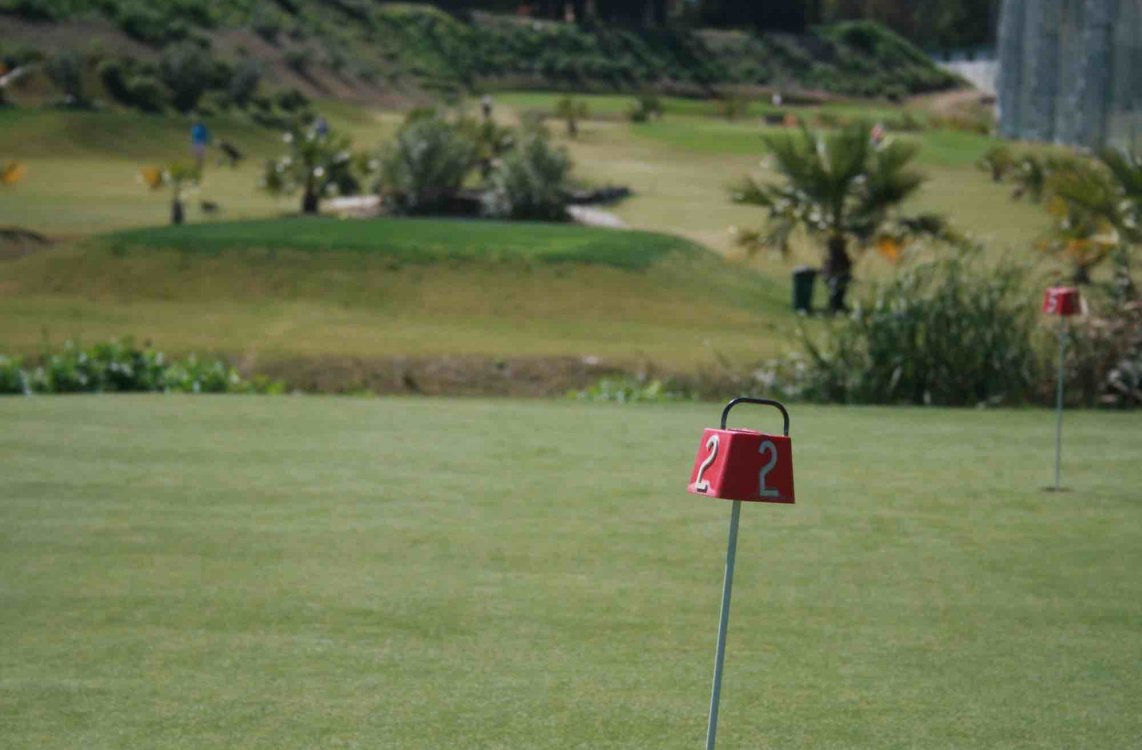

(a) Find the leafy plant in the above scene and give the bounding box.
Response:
[1052,298,1142,408]
[1029,149,1141,288]
[159,42,213,113]
[627,93,663,123]
[457,116,515,179]
[732,122,950,313]
[228,58,262,107]
[977,145,1015,182]
[44,51,88,107]
[0,340,283,396]
[261,120,358,215]
[554,96,589,137]
[0,355,29,395]
[572,376,691,404]
[482,131,572,222]
[716,93,749,121]
[378,116,476,215]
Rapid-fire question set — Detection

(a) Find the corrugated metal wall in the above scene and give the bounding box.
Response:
[997,0,1141,151]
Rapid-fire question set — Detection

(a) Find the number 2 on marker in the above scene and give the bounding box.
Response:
[695,434,719,492]
[758,440,779,497]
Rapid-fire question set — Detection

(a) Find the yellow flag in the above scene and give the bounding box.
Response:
[1,161,26,186]
[875,235,903,262]
[140,166,164,190]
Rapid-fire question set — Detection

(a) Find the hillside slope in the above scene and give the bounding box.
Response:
[0,3,959,105]
[0,218,791,389]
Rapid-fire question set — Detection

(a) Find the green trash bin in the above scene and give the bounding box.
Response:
[792,266,817,313]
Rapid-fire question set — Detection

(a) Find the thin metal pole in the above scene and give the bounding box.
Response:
[706,500,742,750]
[1054,316,1067,490]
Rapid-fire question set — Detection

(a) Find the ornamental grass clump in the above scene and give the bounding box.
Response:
[796,251,1039,406]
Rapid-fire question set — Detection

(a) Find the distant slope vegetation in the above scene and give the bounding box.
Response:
[0,1,958,101]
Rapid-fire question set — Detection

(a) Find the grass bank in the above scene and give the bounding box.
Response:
[0,217,789,371]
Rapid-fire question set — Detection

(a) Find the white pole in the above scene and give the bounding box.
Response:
[705,500,742,750]
[1054,316,1067,490]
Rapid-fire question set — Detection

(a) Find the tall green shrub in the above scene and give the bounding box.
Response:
[378,116,475,215]
[794,252,1039,406]
[482,132,571,222]
[159,42,212,112]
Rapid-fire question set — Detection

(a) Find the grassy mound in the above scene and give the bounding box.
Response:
[0,217,788,370]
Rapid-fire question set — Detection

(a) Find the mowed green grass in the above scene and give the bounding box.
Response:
[108,216,701,269]
[2,396,1140,749]
[0,218,788,366]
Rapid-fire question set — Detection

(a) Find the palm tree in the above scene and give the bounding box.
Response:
[1048,149,1141,294]
[140,162,200,225]
[554,96,589,138]
[732,122,947,313]
[261,120,357,215]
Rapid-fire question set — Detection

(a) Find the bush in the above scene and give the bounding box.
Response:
[43,51,86,106]
[0,355,30,395]
[117,4,188,44]
[482,132,572,222]
[283,48,312,75]
[251,4,284,43]
[1,0,68,21]
[717,94,749,121]
[572,376,692,404]
[228,59,261,106]
[0,340,282,395]
[379,117,476,215]
[121,75,165,113]
[159,42,213,112]
[1052,298,1142,408]
[787,252,1039,406]
[96,58,130,102]
[627,94,663,123]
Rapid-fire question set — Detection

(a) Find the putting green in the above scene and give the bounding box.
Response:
[2,396,1140,748]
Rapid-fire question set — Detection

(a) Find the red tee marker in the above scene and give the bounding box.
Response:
[1042,287,1080,317]
[689,398,795,750]
[1042,287,1081,491]
[688,427,794,504]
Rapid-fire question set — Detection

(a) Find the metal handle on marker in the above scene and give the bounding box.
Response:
[720,397,790,436]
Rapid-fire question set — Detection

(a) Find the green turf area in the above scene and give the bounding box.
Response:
[107,217,702,269]
[2,396,1140,748]
[0,220,788,367]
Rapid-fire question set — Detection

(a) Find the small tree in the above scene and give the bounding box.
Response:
[482,131,572,221]
[554,96,589,137]
[378,116,475,215]
[977,145,1015,182]
[732,122,948,313]
[261,121,357,215]
[141,162,200,225]
[1045,151,1141,290]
